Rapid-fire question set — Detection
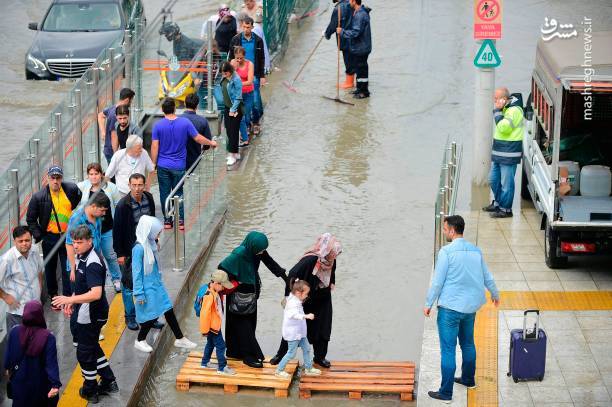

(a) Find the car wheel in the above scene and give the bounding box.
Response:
[544,221,568,269]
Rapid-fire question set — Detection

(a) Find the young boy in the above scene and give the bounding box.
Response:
[200,270,236,375]
[275,279,321,378]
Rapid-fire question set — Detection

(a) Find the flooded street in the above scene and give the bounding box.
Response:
[1,0,612,405]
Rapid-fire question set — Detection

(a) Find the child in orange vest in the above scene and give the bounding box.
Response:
[199,270,236,375]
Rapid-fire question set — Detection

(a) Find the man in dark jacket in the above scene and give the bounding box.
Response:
[112,173,157,330]
[26,166,81,299]
[325,0,353,89]
[338,0,372,99]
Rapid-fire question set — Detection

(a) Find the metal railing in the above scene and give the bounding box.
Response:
[433,141,462,264]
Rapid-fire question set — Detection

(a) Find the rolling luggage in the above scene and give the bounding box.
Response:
[507,309,546,383]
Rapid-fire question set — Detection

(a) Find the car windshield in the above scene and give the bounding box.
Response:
[42,3,122,32]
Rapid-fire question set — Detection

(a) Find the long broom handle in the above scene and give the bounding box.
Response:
[336,5,341,100]
[290,35,325,85]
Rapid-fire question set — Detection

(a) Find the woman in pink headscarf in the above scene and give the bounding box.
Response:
[270,233,342,368]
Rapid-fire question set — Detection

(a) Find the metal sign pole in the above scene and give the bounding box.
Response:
[108,48,116,105]
[54,113,63,168]
[9,169,19,231]
[124,30,132,89]
[75,89,84,181]
[206,21,214,115]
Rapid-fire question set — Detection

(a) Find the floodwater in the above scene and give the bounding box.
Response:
[1,0,612,406]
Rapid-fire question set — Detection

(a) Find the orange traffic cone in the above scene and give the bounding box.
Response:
[338,74,355,89]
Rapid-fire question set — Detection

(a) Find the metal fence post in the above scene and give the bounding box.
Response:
[9,169,19,231]
[206,21,214,114]
[172,196,182,272]
[133,18,144,115]
[31,139,41,191]
[74,89,84,181]
[124,30,132,89]
[54,113,63,167]
[439,209,446,250]
[108,48,116,104]
[92,68,102,164]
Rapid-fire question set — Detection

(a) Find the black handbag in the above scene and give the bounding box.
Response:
[227,291,257,315]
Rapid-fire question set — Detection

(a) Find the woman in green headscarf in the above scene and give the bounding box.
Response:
[218,231,288,368]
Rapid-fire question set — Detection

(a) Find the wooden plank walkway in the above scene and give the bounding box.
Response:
[299,360,415,401]
[176,352,298,398]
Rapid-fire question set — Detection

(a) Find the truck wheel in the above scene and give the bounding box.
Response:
[521,165,531,200]
[545,222,568,268]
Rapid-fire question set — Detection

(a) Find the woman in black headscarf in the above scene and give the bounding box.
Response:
[270,233,342,368]
[218,231,288,368]
[4,300,61,406]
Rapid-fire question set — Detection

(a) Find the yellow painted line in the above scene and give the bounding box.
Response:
[58,293,126,406]
[468,291,612,407]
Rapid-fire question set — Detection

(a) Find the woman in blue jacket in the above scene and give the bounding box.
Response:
[132,215,197,353]
[220,61,243,166]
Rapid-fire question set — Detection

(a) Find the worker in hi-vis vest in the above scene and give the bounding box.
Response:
[483,87,524,218]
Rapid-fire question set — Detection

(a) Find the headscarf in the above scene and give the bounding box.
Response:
[302,233,342,288]
[219,231,269,285]
[19,300,50,357]
[135,215,163,275]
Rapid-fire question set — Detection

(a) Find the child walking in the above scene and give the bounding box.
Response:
[200,270,236,375]
[275,280,322,378]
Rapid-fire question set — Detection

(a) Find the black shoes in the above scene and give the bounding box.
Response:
[428,391,451,403]
[490,210,513,218]
[352,92,370,99]
[98,380,119,395]
[126,319,139,331]
[152,320,165,330]
[269,355,282,366]
[482,201,498,212]
[79,387,99,404]
[454,377,477,388]
[244,359,263,368]
[314,358,331,368]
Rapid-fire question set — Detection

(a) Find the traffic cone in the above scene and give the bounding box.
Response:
[338,74,355,89]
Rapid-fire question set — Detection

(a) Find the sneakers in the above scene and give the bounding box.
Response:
[99,333,104,341]
[226,156,237,166]
[126,319,139,331]
[73,341,78,347]
[428,391,451,403]
[79,387,99,404]
[217,366,236,376]
[275,370,290,378]
[201,362,210,368]
[174,337,197,349]
[152,320,165,330]
[304,367,322,376]
[352,92,370,99]
[98,380,119,395]
[482,200,498,212]
[454,377,477,388]
[179,220,185,231]
[490,209,513,218]
[164,219,173,229]
[134,339,153,353]
[113,280,122,293]
[239,140,249,148]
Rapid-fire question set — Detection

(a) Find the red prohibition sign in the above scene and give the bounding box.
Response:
[477,0,499,21]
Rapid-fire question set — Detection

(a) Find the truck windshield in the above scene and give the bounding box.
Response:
[42,3,122,32]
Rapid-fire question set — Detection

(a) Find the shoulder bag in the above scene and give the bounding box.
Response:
[227,291,257,315]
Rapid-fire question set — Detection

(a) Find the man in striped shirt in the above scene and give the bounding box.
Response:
[0,226,43,334]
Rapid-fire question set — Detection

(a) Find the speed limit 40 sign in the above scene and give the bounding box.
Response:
[474,39,501,68]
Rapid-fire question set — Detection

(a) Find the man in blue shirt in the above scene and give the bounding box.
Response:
[424,215,499,403]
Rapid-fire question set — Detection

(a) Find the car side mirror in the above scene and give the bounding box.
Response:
[28,22,38,30]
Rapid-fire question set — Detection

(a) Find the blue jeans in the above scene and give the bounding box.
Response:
[201,331,227,371]
[437,307,476,399]
[277,337,312,372]
[100,230,121,282]
[252,77,263,124]
[122,285,136,322]
[157,167,185,221]
[239,91,255,142]
[489,162,517,211]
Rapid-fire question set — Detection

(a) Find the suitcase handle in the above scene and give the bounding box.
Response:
[523,309,540,341]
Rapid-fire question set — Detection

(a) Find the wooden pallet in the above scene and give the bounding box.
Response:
[299,360,415,401]
[176,352,298,398]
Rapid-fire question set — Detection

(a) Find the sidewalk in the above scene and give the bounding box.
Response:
[417,204,612,406]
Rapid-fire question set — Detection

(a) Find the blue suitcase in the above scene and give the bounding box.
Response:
[507,309,546,383]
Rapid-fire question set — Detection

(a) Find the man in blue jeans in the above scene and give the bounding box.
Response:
[424,215,500,403]
[151,98,217,229]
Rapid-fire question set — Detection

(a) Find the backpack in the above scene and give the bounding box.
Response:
[194,284,209,317]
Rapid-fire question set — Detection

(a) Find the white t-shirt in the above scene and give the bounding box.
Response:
[105,149,154,194]
[0,246,43,316]
[282,294,307,341]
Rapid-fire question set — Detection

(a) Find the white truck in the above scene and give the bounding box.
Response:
[522,31,612,268]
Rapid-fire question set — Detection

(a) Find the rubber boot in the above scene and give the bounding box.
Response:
[339,74,355,89]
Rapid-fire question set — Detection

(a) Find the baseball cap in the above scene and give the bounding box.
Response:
[211,270,234,289]
[48,166,63,177]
